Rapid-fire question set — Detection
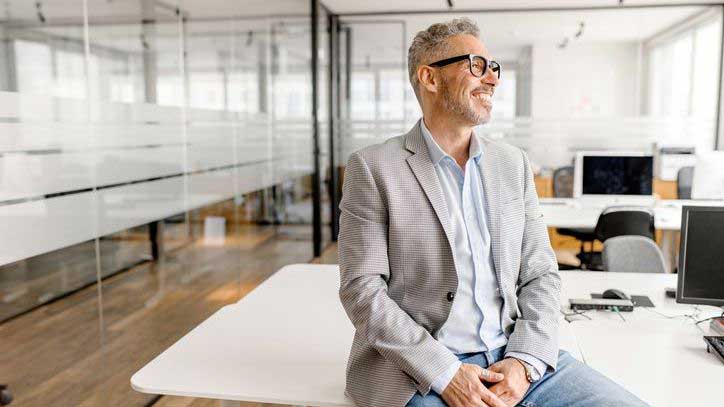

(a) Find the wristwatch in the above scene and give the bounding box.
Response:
[508,357,541,383]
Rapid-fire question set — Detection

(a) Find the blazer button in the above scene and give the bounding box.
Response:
[447,292,455,302]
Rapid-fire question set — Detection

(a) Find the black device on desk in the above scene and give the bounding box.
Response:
[676,206,724,364]
[569,298,634,311]
[602,289,629,300]
[703,336,724,364]
[592,289,656,307]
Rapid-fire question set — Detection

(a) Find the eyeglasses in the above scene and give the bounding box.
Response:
[428,54,501,79]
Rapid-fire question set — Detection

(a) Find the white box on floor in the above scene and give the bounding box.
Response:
[203,216,226,246]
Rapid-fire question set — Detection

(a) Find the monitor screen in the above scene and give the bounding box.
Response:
[677,207,724,306]
[582,156,653,195]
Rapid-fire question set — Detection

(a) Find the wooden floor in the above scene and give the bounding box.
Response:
[0,223,337,407]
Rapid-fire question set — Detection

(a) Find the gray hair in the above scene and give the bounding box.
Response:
[407,18,480,103]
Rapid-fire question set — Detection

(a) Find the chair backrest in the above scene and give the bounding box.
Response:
[603,235,667,273]
[677,166,694,199]
[594,206,655,242]
[553,166,574,198]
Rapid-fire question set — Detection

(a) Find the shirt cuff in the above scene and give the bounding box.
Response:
[505,352,547,381]
[431,360,462,395]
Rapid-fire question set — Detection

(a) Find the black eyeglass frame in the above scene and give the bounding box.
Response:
[428,54,501,79]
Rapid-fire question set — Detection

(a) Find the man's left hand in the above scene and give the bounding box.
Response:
[486,358,531,407]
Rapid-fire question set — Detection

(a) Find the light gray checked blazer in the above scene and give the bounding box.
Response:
[338,120,561,407]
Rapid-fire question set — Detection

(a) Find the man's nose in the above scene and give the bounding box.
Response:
[482,67,498,86]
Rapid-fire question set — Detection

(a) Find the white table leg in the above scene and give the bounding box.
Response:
[660,230,677,273]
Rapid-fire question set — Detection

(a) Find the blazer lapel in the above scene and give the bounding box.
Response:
[478,135,503,280]
[404,121,456,256]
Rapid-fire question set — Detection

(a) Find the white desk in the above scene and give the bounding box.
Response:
[558,271,723,407]
[540,198,724,230]
[131,264,580,406]
[540,198,724,272]
[132,265,722,406]
[132,264,354,406]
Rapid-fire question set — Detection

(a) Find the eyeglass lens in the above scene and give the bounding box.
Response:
[471,56,500,79]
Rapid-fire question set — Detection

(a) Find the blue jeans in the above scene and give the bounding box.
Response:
[406,347,648,407]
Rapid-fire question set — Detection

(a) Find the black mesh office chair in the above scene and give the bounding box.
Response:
[552,166,597,269]
[584,206,656,270]
[677,166,694,199]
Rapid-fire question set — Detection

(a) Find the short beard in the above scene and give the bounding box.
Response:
[440,78,489,125]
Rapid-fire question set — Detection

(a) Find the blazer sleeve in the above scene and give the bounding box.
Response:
[504,150,562,371]
[338,151,459,396]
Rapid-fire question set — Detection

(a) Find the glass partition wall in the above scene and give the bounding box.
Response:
[0,0,331,405]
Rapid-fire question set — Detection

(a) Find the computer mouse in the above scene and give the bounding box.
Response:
[602,288,629,300]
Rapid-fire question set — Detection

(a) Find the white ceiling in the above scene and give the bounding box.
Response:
[344,5,711,65]
[324,0,723,14]
[2,1,714,23]
[0,0,310,22]
[3,0,715,68]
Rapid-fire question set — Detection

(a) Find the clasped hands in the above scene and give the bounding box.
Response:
[440,358,530,407]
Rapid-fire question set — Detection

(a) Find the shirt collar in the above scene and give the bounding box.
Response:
[420,118,483,166]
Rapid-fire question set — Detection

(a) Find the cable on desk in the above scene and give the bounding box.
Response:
[612,306,626,322]
[560,308,592,322]
[642,306,701,320]
[642,306,723,334]
[694,310,724,327]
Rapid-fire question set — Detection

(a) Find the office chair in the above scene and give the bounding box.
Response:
[594,206,655,242]
[552,165,596,269]
[581,206,656,270]
[0,384,11,405]
[603,235,666,273]
[677,166,694,199]
[552,166,574,198]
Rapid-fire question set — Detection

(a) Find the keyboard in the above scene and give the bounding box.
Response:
[703,336,724,364]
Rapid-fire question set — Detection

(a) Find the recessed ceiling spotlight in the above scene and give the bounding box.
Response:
[35,1,45,23]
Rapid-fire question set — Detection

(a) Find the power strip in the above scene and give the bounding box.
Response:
[569,298,634,312]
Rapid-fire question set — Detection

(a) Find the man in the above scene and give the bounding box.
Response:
[338,18,647,407]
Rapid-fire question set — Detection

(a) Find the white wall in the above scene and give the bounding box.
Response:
[531,42,641,118]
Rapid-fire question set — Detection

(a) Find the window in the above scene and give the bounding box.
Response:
[351,71,375,120]
[648,17,721,119]
[492,68,517,120]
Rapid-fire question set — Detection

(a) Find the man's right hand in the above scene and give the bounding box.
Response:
[440,363,507,407]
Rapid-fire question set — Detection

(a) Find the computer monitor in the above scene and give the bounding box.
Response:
[691,151,724,200]
[573,152,654,198]
[676,206,724,307]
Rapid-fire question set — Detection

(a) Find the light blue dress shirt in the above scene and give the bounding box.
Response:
[419,120,546,394]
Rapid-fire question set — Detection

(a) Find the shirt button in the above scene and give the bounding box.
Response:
[447,292,455,302]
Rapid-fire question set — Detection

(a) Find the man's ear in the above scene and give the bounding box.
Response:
[417,65,438,94]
